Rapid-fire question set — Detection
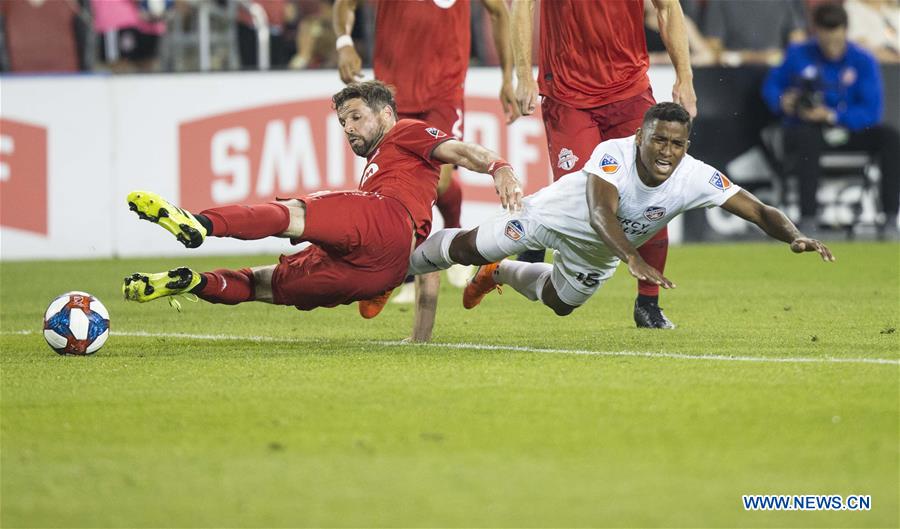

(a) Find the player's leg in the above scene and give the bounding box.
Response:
[600,88,674,328]
[452,215,555,309]
[126,190,301,248]
[519,97,601,263]
[470,243,607,315]
[122,265,266,305]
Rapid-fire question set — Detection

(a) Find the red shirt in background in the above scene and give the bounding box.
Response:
[539,0,650,109]
[373,0,470,114]
[359,119,452,241]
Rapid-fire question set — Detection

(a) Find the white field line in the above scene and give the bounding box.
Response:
[6,329,898,366]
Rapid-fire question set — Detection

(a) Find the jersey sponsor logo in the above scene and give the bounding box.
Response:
[425,127,448,139]
[600,153,619,174]
[616,215,651,236]
[361,163,379,186]
[709,171,732,191]
[557,148,579,171]
[505,219,525,241]
[643,206,666,221]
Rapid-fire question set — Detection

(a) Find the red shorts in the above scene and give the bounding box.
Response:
[272,192,414,310]
[399,96,464,140]
[542,86,656,180]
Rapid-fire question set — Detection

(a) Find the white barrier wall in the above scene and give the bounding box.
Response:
[0,68,680,261]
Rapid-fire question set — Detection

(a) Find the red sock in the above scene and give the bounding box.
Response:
[196,268,255,305]
[200,203,290,240]
[637,227,669,297]
[435,176,462,229]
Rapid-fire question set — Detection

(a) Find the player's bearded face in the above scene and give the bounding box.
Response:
[635,120,690,185]
[338,99,389,157]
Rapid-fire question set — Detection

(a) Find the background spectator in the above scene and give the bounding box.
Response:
[704,0,808,65]
[92,0,168,73]
[288,0,336,69]
[762,2,899,237]
[644,0,715,65]
[845,0,900,62]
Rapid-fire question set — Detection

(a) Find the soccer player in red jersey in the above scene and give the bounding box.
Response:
[121,81,523,338]
[511,0,697,329]
[334,0,518,295]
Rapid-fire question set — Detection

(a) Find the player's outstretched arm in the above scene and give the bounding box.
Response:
[653,0,697,117]
[432,140,523,211]
[333,0,363,84]
[587,175,675,288]
[721,190,836,262]
[510,0,538,116]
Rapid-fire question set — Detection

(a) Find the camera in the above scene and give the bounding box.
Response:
[795,76,824,111]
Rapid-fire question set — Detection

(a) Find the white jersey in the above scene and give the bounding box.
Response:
[524,136,741,264]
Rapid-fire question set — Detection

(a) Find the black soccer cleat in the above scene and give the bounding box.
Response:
[633,299,676,329]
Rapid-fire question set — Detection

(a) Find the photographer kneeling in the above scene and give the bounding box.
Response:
[762,2,899,238]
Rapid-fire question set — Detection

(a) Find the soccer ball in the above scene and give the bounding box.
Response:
[43,292,110,355]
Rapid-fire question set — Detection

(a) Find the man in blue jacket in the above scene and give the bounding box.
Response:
[762,2,898,238]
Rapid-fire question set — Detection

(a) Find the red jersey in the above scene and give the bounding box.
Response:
[359,119,452,241]
[373,0,470,113]
[539,0,650,109]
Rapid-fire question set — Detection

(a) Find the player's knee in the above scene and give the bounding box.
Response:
[539,278,578,316]
[251,265,276,303]
[449,229,490,265]
[550,304,575,316]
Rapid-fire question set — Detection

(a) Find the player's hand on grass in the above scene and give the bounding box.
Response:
[337,46,363,84]
[627,255,675,289]
[790,238,836,262]
[493,167,523,212]
[515,74,538,116]
[501,80,522,124]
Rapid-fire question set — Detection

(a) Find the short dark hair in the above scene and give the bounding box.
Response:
[332,80,398,117]
[813,2,848,29]
[642,102,692,133]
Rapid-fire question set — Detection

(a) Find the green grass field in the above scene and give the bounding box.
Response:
[2,242,898,528]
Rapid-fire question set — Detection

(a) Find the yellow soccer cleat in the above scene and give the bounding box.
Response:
[127,190,207,248]
[123,267,201,303]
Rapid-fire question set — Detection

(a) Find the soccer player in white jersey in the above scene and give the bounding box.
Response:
[406,103,834,338]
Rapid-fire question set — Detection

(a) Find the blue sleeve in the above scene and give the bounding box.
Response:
[837,54,883,131]
[762,48,801,115]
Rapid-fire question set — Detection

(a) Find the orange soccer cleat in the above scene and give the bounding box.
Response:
[358,289,394,319]
[462,262,502,310]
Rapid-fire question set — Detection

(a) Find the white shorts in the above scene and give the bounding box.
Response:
[474,209,619,307]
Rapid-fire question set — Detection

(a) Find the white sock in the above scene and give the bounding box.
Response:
[408,228,462,275]
[496,260,552,302]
